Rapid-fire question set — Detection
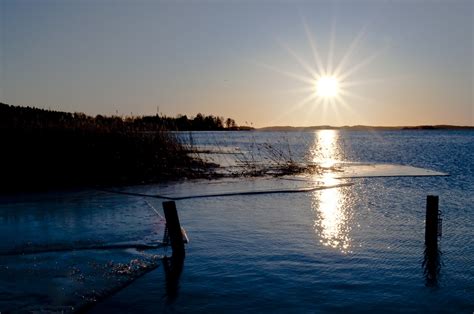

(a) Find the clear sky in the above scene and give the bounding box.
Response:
[1,0,472,127]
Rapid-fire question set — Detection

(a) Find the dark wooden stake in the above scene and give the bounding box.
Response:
[425,195,439,248]
[162,201,185,258]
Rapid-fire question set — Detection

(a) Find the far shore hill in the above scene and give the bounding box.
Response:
[257,125,474,131]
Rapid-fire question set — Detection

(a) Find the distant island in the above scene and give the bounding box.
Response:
[257,125,474,131]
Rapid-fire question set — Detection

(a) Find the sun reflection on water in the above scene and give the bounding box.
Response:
[310,130,353,253]
[310,130,342,168]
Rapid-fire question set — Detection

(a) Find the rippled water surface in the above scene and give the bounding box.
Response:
[1,130,473,313]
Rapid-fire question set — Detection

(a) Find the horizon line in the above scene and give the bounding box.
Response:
[2,102,472,129]
[256,124,474,130]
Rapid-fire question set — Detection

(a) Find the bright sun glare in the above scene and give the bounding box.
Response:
[316,76,339,97]
[260,20,386,123]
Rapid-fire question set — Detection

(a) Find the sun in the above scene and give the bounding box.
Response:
[316,76,339,98]
[259,20,383,122]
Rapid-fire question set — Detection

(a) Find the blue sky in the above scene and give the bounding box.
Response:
[1,0,472,126]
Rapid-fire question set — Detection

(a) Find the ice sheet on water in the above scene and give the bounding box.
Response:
[288,162,448,180]
[191,145,242,154]
[124,177,328,200]
[121,163,446,200]
[332,163,447,178]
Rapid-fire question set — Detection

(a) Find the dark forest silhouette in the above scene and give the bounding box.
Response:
[1,103,248,192]
[0,103,248,132]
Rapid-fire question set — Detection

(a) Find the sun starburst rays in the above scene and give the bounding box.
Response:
[259,22,385,126]
[303,20,326,77]
[333,25,368,78]
[326,18,337,75]
[277,39,319,79]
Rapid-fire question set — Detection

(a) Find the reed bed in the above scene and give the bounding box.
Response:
[0,103,215,192]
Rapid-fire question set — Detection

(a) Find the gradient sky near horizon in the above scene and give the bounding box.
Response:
[1,0,473,127]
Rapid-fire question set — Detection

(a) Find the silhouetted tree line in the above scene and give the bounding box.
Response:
[0,103,241,132]
[167,114,243,130]
[0,103,226,192]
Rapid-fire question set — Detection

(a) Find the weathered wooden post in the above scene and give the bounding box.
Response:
[423,195,442,286]
[162,201,185,258]
[162,252,185,300]
[425,195,439,248]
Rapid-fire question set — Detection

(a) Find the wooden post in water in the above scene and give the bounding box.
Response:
[162,201,185,258]
[423,195,441,286]
[425,195,439,248]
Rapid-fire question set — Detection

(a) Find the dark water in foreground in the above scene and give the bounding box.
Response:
[1,130,473,312]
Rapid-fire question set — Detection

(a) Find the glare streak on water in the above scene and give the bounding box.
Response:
[0,130,473,312]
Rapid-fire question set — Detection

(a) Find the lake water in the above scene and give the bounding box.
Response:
[1,130,473,313]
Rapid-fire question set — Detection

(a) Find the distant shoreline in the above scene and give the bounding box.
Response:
[257,125,474,131]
